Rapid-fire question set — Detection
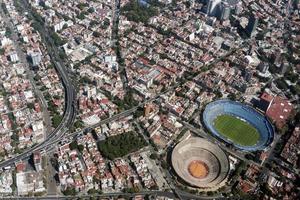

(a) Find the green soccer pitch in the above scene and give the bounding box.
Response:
[213,114,260,146]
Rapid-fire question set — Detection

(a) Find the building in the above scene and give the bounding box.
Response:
[243,69,253,82]
[9,52,19,62]
[234,2,243,14]
[281,125,300,167]
[258,63,269,74]
[33,152,42,171]
[259,92,294,129]
[30,52,42,66]
[207,0,239,20]
[246,14,259,37]
[220,2,231,20]
[207,0,222,16]
[0,37,12,47]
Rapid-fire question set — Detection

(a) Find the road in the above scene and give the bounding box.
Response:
[0,190,226,200]
[112,0,129,90]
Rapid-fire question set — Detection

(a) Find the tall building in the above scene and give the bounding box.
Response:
[246,15,259,37]
[220,2,231,20]
[207,0,239,20]
[243,69,252,82]
[30,52,42,66]
[33,152,42,171]
[279,61,289,75]
[207,0,222,16]
[258,63,269,74]
[234,2,243,14]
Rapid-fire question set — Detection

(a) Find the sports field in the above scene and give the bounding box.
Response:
[213,115,260,146]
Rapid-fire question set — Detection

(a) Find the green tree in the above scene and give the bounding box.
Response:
[74,120,84,129]
[52,114,62,128]
[93,31,101,37]
[87,188,97,194]
[69,141,78,150]
[77,12,86,20]
[121,0,159,23]
[150,153,158,160]
[87,7,95,13]
[78,144,84,152]
[0,48,5,55]
[62,187,77,196]
[97,132,147,160]
[161,160,168,169]
[27,103,35,110]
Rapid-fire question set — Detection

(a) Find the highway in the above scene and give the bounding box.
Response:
[0,3,251,200]
[0,29,245,169]
[0,0,76,169]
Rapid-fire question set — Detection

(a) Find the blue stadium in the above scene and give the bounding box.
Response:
[203,100,274,151]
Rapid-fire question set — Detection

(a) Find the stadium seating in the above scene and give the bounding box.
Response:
[203,100,275,151]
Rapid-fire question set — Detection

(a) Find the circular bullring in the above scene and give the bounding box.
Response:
[171,137,229,188]
[203,99,274,151]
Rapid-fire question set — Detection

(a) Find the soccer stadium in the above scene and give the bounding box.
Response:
[203,100,274,151]
[171,137,229,189]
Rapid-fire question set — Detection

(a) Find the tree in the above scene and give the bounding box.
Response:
[150,153,158,160]
[123,186,139,193]
[87,7,95,13]
[1,3,8,14]
[27,103,35,110]
[133,107,144,118]
[74,120,84,129]
[62,23,68,30]
[0,48,5,55]
[87,188,97,194]
[51,115,62,128]
[11,132,19,143]
[89,20,99,27]
[69,141,78,150]
[50,157,59,171]
[207,191,213,196]
[77,3,88,10]
[121,0,159,23]
[5,27,12,37]
[62,187,77,196]
[77,12,86,20]
[50,32,66,46]
[276,79,288,90]
[215,90,223,98]
[78,144,84,152]
[228,93,237,101]
[59,50,67,60]
[93,31,101,38]
[97,132,147,160]
[161,160,168,169]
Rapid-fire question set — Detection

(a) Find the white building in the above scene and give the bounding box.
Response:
[0,37,12,47]
[9,52,19,62]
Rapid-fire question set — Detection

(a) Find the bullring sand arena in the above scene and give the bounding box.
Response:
[172,137,229,188]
